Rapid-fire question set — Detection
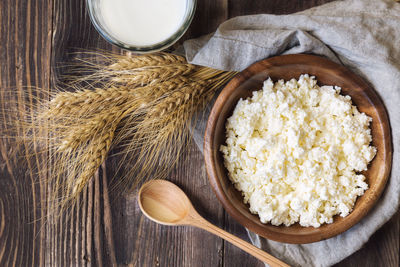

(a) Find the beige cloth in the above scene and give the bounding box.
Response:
[184,0,400,266]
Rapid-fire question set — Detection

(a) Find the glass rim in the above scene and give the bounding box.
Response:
[86,0,197,53]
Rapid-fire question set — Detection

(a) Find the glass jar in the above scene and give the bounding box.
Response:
[86,0,196,53]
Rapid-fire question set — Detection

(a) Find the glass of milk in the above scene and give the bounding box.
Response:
[87,0,196,52]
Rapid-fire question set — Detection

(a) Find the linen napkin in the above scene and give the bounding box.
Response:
[183,0,400,266]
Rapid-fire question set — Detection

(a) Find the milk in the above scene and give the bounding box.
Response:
[99,0,187,47]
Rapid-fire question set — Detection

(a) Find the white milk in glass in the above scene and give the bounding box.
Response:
[99,0,187,47]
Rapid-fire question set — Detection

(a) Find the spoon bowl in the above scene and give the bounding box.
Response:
[138,179,289,267]
[138,180,191,225]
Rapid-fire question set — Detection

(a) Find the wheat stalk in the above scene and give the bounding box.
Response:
[4,52,237,210]
[47,76,192,118]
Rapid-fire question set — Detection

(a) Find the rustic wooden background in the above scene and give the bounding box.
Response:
[0,0,399,266]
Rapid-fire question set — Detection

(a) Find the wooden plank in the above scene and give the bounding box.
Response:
[227,0,335,16]
[0,0,53,266]
[223,214,265,267]
[108,142,225,267]
[49,0,117,266]
[184,0,228,38]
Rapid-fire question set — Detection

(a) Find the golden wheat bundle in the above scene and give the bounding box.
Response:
[1,52,236,210]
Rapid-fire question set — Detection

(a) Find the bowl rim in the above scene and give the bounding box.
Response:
[203,53,393,244]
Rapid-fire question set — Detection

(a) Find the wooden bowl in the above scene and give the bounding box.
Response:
[204,54,392,244]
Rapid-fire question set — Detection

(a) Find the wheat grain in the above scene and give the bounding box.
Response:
[109,53,186,70]
[150,80,207,117]
[111,64,195,86]
[70,126,115,195]
[58,111,119,151]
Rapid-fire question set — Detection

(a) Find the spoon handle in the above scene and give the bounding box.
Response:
[189,215,290,267]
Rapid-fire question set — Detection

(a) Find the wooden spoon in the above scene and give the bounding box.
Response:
[138,179,290,267]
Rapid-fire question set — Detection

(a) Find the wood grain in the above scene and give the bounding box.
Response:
[107,144,225,267]
[0,0,53,266]
[0,0,398,266]
[227,0,335,16]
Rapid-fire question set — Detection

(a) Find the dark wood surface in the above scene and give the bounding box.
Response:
[204,54,392,244]
[0,0,398,266]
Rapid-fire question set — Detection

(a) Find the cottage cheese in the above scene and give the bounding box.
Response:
[220,75,376,227]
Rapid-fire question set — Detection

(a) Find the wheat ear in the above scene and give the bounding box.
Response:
[70,126,115,195]
[9,51,237,210]
[109,52,187,70]
[110,64,195,86]
[47,76,192,118]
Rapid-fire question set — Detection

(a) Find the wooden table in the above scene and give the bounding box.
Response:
[0,1,398,266]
